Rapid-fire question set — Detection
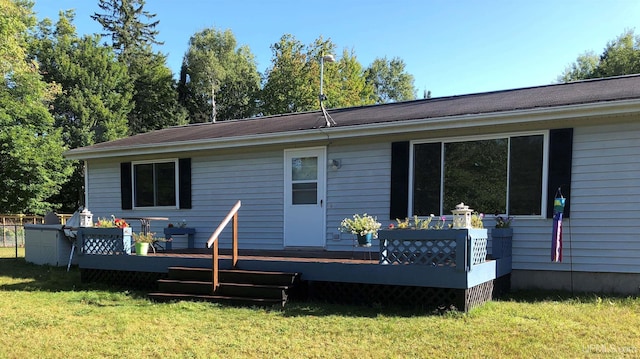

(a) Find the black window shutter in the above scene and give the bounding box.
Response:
[120,162,132,210]
[390,142,410,220]
[179,158,192,209]
[547,128,573,218]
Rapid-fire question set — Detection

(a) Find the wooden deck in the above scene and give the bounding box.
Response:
[76,248,510,289]
[73,228,512,310]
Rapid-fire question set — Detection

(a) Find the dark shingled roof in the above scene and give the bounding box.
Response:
[70,74,640,153]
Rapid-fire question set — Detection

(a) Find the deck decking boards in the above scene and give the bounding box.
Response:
[76,249,509,311]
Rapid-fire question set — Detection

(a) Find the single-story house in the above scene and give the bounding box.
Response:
[65,74,640,295]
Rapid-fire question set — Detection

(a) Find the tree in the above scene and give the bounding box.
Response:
[261,35,375,116]
[33,10,132,211]
[179,28,260,122]
[558,52,599,83]
[0,0,72,214]
[261,34,318,116]
[92,0,185,134]
[90,0,161,60]
[328,48,375,109]
[127,51,187,133]
[364,57,417,103]
[560,29,640,82]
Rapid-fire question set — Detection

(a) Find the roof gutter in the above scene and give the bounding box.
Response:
[64,99,640,160]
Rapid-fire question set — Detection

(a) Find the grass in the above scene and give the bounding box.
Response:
[1,248,639,358]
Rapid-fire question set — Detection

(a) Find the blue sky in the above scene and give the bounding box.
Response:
[32,0,640,98]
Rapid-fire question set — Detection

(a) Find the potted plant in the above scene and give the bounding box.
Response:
[339,213,381,247]
[132,232,156,256]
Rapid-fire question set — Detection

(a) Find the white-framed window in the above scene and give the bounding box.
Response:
[410,131,548,217]
[132,159,179,208]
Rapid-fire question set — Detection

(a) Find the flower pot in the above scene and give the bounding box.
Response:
[357,233,373,247]
[135,242,149,256]
[491,228,513,259]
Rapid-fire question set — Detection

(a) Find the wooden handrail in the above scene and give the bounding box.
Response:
[206,200,241,292]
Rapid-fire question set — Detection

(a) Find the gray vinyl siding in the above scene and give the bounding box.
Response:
[86,150,284,250]
[86,160,124,219]
[325,142,391,251]
[190,150,283,249]
[511,121,640,273]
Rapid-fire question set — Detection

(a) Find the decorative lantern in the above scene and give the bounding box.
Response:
[79,208,93,227]
[451,202,473,229]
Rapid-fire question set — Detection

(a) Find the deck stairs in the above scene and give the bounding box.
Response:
[148,266,300,307]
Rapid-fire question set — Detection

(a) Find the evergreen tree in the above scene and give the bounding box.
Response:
[91,0,161,59]
[92,0,185,134]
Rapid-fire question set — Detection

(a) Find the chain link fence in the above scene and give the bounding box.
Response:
[1,215,45,249]
[1,214,74,258]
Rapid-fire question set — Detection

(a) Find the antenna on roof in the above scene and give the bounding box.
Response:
[319,53,337,127]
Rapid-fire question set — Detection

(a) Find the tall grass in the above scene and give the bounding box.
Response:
[0,248,638,358]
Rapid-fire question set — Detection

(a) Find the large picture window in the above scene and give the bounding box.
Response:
[133,160,177,208]
[412,133,545,216]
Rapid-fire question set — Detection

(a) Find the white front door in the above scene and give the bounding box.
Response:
[284,147,326,247]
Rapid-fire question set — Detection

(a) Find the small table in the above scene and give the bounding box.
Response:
[163,227,196,250]
[122,217,169,235]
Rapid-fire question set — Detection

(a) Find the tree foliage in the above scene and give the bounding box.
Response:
[127,51,187,133]
[90,0,161,59]
[560,29,640,82]
[0,0,72,214]
[179,28,260,122]
[261,34,318,116]
[92,0,184,134]
[32,10,133,211]
[261,35,376,116]
[329,48,375,109]
[262,35,329,115]
[364,57,416,103]
[35,11,132,147]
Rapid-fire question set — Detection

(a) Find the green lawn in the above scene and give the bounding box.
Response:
[0,248,639,358]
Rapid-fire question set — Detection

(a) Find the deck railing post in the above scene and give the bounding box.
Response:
[232,212,238,268]
[206,200,241,294]
[212,238,219,292]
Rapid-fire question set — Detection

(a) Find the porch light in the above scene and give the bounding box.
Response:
[451,203,473,229]
[79,207,93,227]
[329,159,341,170]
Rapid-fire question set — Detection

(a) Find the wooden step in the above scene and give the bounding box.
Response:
[218,283,288,300]
[147,292,285,307]
[166,267,299,285]
[219,269,299,286]
[166,266,212,281]
[150,267,300,307]
[157,279,288,299]
[157,279,212,295]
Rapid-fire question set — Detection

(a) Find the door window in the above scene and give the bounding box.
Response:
[291,157,318,205]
